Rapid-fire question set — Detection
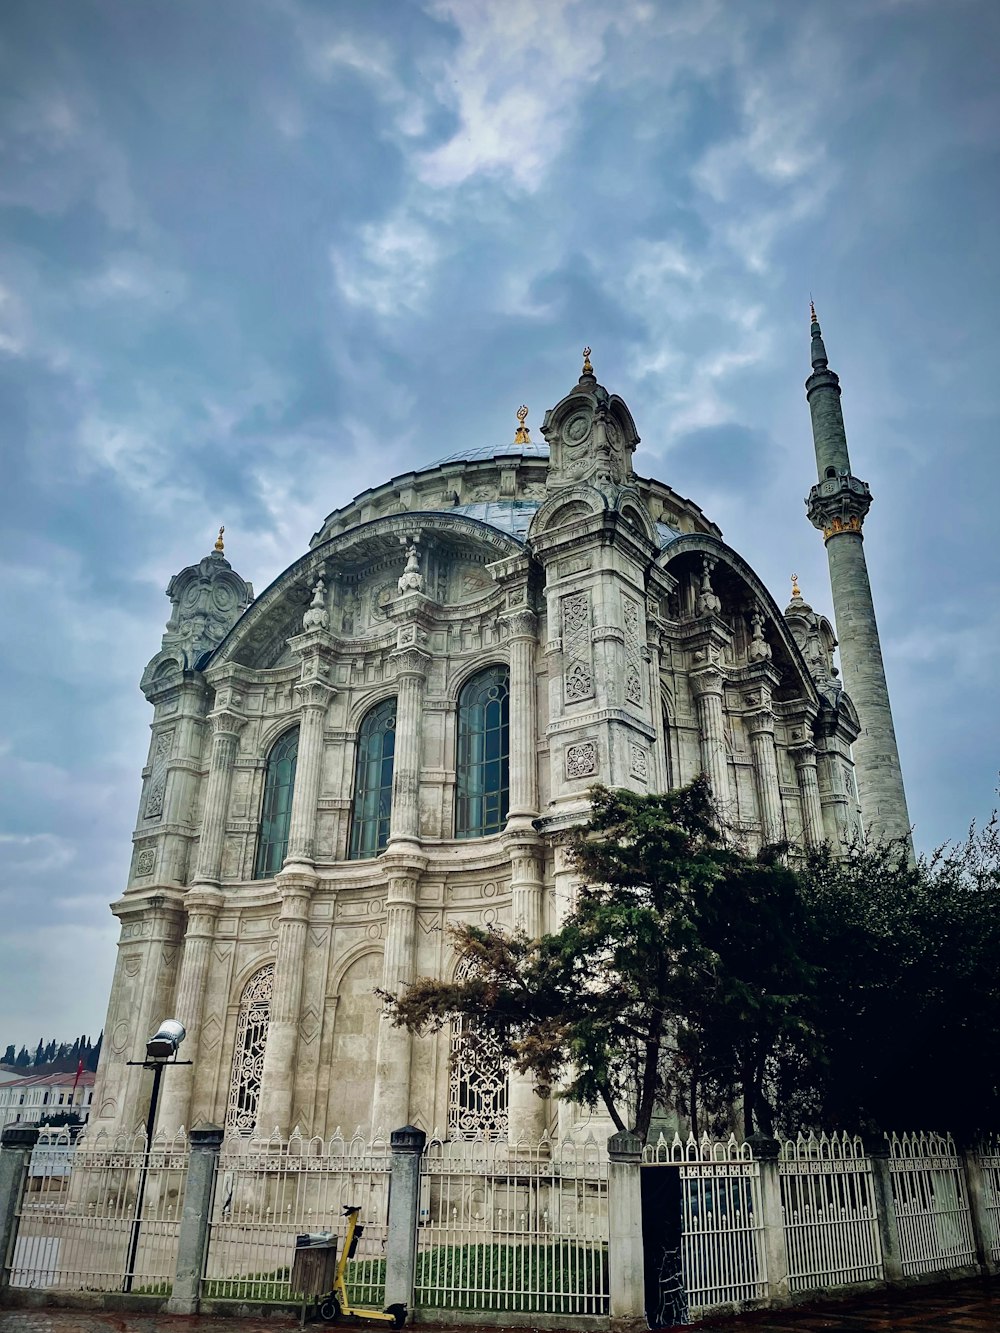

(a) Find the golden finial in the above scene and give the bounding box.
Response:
[215,525,225,553]
[810,299,818,325]
[514,404,531,444]
[582,345,593,375]
[790,572,802,599]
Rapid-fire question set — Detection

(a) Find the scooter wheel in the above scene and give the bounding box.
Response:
[318,1296,340,1322]
[385,1302,407,1329]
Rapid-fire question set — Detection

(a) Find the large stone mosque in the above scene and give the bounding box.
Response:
[93,313,911,1142]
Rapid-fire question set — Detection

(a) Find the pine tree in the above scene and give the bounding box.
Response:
[2,1045,14,1066]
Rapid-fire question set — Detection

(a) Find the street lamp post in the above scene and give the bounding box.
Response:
[123,1019,190,1293]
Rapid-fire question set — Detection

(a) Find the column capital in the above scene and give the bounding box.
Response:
[689,657,726,697]
[390,643,431,679]
[208,707,246,738]
[499,606,538,640]
[273,871,317,908]
[292,677,337,711]
[184,886,225,919]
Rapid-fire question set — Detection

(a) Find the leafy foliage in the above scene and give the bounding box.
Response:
[385,779,813,1141]
[789,815,1000,1138]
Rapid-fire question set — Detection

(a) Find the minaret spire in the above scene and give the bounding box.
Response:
[804,307,913,857]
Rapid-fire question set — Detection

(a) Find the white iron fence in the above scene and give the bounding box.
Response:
[889,1131,977,1276]
[202,1128,390,1305]
[9,1127,188,1294]
[416,1132,609,1315]
[978,1135,1000,1265]
[779,1132,883,1293]
[643,1133,766,1314]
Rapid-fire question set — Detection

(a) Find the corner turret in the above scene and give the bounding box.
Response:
[140,528,253,697]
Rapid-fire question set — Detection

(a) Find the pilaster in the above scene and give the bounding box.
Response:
[156,887,224,1134]
[372,857,426,1132]
[742,669,784,845]
[255,872,315,1134]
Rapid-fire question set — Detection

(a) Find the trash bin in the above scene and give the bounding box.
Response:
[291,1232,338,1307]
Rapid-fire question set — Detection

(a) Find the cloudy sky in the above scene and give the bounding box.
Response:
[1,0,997,1047]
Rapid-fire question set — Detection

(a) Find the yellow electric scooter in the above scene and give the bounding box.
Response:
[317,1206,406,1328]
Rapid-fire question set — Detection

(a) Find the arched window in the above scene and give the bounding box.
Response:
[254,727,298,879]
[226,964,273,1136]
[456,665,510,838]
[448,960,509,1141]
[349,698,396,860]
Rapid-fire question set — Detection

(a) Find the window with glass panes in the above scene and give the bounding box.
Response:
[455,666,510,837]
[349,698,396,859]
[253,727,298,879]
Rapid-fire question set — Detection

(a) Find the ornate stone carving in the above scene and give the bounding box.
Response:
[566,741,598,779]
[302,575,329,632]
[696,556,722,617]
[397,534,425,593]
[143,728,174,819]
[630,744,648,781]
[135,848,156,877]
[748,604,772,662]
[561,591,594,703]
[622,594,643,706]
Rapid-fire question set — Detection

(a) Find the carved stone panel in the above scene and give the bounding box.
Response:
[561,592,594,704]
[566,741,598,779]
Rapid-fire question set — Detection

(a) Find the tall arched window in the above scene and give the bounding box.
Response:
[226,964,273,1136]
[349,698,396,860]
[253,727,298,879]
[455,665,510,838]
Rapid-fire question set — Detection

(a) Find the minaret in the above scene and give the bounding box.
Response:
[804,305,913,856]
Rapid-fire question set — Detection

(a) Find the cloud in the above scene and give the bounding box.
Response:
[417,0,653,191]
[0,833,76,878]
[331,211,442,318]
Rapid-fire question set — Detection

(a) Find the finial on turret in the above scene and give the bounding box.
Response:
[810,299,818,327]
[214,525,225,553]
[514,404,531,444]
[581,345,594,376]
[790,572,802,600]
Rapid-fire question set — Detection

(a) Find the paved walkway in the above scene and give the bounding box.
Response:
[0,1279,998,1332]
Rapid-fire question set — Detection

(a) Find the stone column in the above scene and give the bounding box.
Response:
[745,700,784,845]
[167,1123,225,1313]
[502,608,539,831]
[372,868,422,1132]
[255,876,313,1135]
[384,1125,427,1314]
[745,1134,790,1305]
[193,708,246,885]
[156,888,224,1134]
[863,1135,904,1283]
[285,675,336,868]
[689,660,731,811]
[646,634,670,793]
[507,836,547,1140]
[792,743,824,848]
[607,1130,645,1327]
[0,1126,38,1297]
[388,644,430,848]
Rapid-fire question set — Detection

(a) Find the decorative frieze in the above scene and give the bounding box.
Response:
[143,729,174,820]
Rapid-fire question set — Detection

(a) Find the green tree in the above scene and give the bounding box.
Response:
[384,780,814,1142]
[789,814,1000,1138]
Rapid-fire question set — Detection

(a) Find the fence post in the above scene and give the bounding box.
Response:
[863,1134,904,1284]
[385,1125,426,1316]
[167,1123,224,1314]
[961,1148,995,1275]
[0,1125,39,1294]
[745,1133,789,1305]
[607,1130,645,1328]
